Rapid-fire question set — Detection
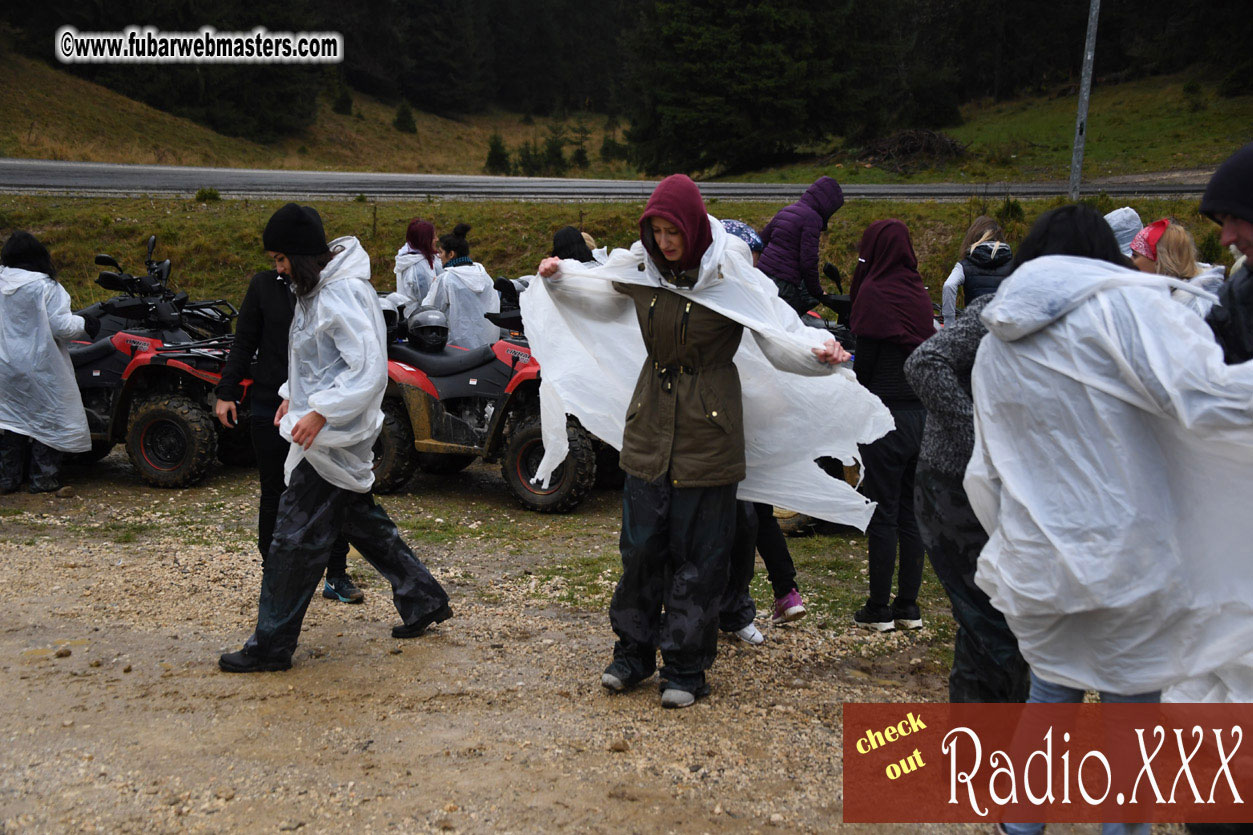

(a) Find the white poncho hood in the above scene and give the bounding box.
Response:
[966,255,1253,695]
[278,236,387,492]
[0,267,89,453]
[422,261,500,350]
[521,216,894,528]
[393,246,441,310]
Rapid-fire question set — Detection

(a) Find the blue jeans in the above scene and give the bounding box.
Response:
[1001,671,1160,835]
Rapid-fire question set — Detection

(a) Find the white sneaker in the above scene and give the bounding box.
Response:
[734,623,765,645]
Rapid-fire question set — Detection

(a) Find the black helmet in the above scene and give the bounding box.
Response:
[407,307,449,353]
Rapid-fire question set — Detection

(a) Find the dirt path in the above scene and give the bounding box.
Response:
[0,455,1112,834]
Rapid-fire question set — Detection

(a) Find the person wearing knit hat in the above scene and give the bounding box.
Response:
[220,206,451,673]
[529,174,890,709]
[262,203,330,256]
[1103,206,1143,259]
[215,207,361,605]
[1202,142,1253,363]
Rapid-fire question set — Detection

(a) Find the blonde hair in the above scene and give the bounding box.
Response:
[1155,223,1200,279]
[959,216,1004,259]
[581,231,597,250]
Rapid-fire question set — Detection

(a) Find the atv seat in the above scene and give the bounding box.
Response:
[69,337,116,368]
[388,342,497,377]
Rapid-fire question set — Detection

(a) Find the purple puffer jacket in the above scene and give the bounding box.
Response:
[757,176,845,299]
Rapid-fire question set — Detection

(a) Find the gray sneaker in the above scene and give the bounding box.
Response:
[660,688,696,709]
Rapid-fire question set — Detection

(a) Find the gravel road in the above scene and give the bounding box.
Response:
[0,453,1152,834]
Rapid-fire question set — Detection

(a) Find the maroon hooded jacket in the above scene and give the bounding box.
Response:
[614,174,747,487]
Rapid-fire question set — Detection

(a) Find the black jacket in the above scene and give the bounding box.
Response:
[959,241,1013,304]
[1207,263,1253,364]
[853,336,921,410]
[215,270,294,413]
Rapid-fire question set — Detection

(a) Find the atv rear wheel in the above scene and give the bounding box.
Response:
[372,398,417,493]
[416,452,477,475]
[126,395,217,488]
[501,416,595,513]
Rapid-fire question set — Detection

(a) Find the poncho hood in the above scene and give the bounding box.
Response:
[313,236,372,294]
[980,255,1166,342]
[394,250,430,271]
[443,261,493,292]
[848,220,934,348]
[798,176,844,225]
[639,174,713,273]
[0,266,49,295]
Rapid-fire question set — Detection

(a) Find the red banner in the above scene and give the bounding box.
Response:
[842,703,1253,824]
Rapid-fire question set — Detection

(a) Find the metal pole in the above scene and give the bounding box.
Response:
[1068,0,1102,201]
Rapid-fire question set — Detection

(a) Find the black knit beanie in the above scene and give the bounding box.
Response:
[1201,142,1253,225]
[262,203,329,255]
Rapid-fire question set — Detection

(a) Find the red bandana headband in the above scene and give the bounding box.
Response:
[1130,218,1170,261]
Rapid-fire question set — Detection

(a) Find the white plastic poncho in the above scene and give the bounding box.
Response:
[277,237,388,493]
[0,266,90,453]
[965,254,1253,696]
[1171,262,1225,319]
[393,245,442,309]
[521,217,895,529]
[421,261,501,350]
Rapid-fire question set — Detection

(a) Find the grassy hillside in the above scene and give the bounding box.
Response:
[2,54,1249,184]
[0,53,635,177]
[0,194,1226,314]
[733,72,1253,184]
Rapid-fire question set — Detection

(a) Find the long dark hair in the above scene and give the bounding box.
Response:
[551,225,595,262]
[1,231,56,277]
[439,223,472,258]
[1011,205,1126,271]
[406,218,437,267]
[288,249,336,297]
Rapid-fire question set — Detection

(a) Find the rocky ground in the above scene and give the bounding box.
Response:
[0,454,1178,834]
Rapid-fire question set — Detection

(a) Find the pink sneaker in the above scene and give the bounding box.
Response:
[772,589,806,624]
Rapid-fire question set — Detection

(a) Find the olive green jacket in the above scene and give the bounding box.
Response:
[615,281,746,487]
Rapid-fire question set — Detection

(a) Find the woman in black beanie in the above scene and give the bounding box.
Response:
[220,204,450,673]
[215,204,361,604]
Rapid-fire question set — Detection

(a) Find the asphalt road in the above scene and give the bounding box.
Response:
[0,157,1210,201]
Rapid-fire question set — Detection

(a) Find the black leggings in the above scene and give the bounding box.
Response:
[857,407,926,608]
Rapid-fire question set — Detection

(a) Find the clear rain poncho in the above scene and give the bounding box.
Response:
[520,217,894,529]
[421,261,500,350]
[0,266,90,453]
[965,255,1253,696]
[277,237,388,493]
[392,245,442,310]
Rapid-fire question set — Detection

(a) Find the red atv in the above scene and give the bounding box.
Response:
[70,239,251,487]
[372,309,598,513]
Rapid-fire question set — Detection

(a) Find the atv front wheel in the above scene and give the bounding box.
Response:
[372,398,417,493]
[126,395,217,487]
[501,416,595,513]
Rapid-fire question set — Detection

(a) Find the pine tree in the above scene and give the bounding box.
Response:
[485,132,511,174]
[393,102,417,134]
